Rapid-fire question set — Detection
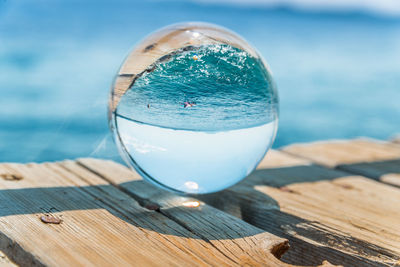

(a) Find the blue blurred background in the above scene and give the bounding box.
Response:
[1,0,399,163]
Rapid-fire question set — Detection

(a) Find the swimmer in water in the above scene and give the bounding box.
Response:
[193,54,198,61]
[147,104,150,108]
[183,101,196,108]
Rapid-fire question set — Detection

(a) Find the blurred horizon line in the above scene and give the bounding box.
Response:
[157,0,400,19]
[1,0,400,21]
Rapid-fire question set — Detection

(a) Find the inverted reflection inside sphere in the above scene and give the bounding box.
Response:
[109,22,279,194]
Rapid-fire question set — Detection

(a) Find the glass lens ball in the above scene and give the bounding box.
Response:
[109,22,278,194]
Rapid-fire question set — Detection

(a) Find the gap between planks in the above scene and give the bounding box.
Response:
[198,147,400,267]
[75,158,325,267]
[0,158,323,267]
[282,138,400,188]
[66,160,287,266]
[1,137,398,266]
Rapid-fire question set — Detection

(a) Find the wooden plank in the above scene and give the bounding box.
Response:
[118,24,257,76]
[199,150,400,267]
[0,160,293,267]
[76,158,335,267]
[109,74,136,118]
[282,138,400,187]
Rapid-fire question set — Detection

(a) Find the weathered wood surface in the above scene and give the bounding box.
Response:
[0,138,399,266]
[282,138,400,187]
[0,159,311,267]
[79,151,400,267]
[74,159,308,267]
[200,149,400,266]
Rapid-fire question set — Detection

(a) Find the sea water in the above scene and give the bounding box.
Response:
[112,43,278,194]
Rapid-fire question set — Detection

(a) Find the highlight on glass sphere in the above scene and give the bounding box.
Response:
[109,22,279,194]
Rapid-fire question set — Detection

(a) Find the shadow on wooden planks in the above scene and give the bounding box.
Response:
[199,162,400,267]
[0,159,398,266]
[0,160,294,267]
[336,159,400,188]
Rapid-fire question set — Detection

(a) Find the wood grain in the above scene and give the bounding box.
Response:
[282,139,400,187]
[76,158,314,267]
[0,160,298,267]
[1,139,397,266]
[199,150,400,267]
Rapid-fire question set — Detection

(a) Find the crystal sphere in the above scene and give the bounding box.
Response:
[109,22,278,194]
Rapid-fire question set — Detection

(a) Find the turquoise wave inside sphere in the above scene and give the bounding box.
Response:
[116,44,278,131]
[113,43,278,194]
